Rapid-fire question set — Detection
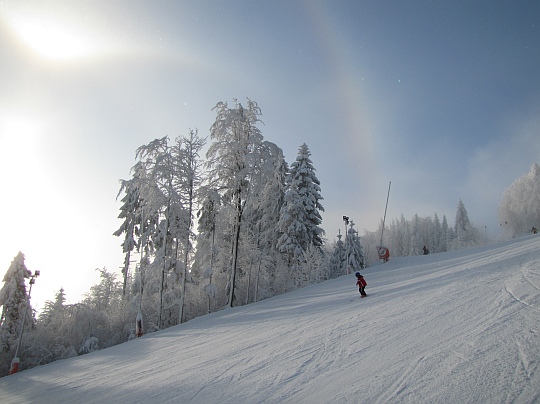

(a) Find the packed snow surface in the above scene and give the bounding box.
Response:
[1,236,540,403]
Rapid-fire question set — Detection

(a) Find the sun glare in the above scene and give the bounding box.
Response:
[6,12,100,62]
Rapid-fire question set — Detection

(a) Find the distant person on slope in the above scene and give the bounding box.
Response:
[355,272,368,298]
[532,227,538,234]
[423,245,430,255]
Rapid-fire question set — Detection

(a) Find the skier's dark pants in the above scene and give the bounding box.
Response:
[359,287,367,297]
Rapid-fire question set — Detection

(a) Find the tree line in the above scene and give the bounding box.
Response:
[360,199,482,261]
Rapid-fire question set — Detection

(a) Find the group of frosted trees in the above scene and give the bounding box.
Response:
[113,99,328,332]
[364,162,540,261]
[328,220,366,276]
[0,255,132,376]
[361,199,482,260]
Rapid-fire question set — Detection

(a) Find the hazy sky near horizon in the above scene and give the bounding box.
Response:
[1,0,539,311]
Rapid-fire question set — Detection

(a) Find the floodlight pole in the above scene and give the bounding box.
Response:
[10,270,40,375]
[343,216,349,274]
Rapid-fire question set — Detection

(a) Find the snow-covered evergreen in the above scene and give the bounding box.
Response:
[0,252,32,355]
[276,182,308,267]
[454,199,480,249]
[277,143,325,286]
[288,143,325,249]
[114,175,141,297]
[345,220,365,273]
[329,231,346,277]
[441,214,452,251]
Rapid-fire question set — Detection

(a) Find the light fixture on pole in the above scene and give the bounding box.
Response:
[9,270,40,375]
[343,216,350,274]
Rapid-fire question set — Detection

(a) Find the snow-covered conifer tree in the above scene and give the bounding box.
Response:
[277,143,325,277]
[329,231,346,278]
[114,175,142,297]
[39,288,66,325]
[346,221,365,273]
[277,144,325,287]
[291,143,325,248]
[454,199,479,249]
[0,252,32,354]
[276,181,305,264]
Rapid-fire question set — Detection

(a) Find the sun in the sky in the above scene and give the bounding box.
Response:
[14,18,95,61]
[2,7,102,62]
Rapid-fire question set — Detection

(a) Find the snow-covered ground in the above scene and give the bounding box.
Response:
[1,235,539,403]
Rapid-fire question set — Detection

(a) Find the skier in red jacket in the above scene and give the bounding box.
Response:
[355,272,367,297]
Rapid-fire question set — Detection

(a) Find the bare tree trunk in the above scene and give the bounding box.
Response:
[207,230,215,314]
[246,260,253,305]
[121,250,130,298]
[228,194,242,308]
[158,205,170,330]
[179,179,193,324]
[254,254,261,303]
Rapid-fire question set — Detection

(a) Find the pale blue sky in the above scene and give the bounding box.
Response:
[1,0,539,310]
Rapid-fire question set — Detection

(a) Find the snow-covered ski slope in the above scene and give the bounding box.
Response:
[2,235,540,403]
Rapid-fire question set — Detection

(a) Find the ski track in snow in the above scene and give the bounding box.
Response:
[1,236,539,403]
